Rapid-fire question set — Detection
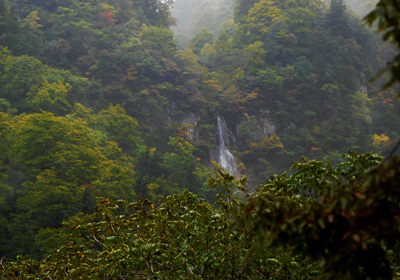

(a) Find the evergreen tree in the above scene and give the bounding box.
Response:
[325,0,349,37]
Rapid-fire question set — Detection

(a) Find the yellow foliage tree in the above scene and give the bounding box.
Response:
[372,134,391,149]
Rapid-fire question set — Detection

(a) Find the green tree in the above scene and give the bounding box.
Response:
[133,0,174,27]
[0,55,46,109]
[162,137,200,194]
[0,0,22,53]
[240,152,398,279]
[190,28,214,55]
[8,169,83,257]
[26,81,72,114]
[0,113,12,256]
[11,112,102,183]
[244,0,284,39]
[2,110,139,258]
[0,172,318,279]
[95,104,141,155]
[325,0,350,38]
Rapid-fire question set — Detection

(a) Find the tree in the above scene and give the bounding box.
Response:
[234,0,259,23]
[0,0,22,53]
[236,0,284,42]
[325,0,350,38]
[162,137,200,194]
[0,55,46,108]
[26,81,71,114]
[190,28,214,55]
[0,113,12,256]
[240,152,400,279]
[236,1,400,277]
[95,104,142,155]
[0,172,319,279]
[133,0,174,27]
[0,110,139,258]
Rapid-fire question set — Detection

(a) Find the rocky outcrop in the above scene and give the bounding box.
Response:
[236,112,276,145]
[181,113,201,141]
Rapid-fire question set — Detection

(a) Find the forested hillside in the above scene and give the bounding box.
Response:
[1,0,400,278]
[173,0,399,182]
[0,0,222,259]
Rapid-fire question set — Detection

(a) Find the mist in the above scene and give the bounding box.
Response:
[171,0,379,49]
[171,0,235,49]
[344,0,378,17]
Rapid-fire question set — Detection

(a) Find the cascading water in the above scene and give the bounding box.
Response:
[217,116,237,176]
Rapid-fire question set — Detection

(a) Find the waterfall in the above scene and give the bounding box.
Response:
[217,116,237,176]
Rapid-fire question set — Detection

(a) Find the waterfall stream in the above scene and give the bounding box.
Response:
[217,116,237,176]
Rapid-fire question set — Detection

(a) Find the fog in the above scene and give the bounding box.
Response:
[344,0,378,17]
[171,0,235,49]
[171,0,378,49]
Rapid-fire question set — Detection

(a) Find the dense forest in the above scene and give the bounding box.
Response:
[1,0,400,278]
